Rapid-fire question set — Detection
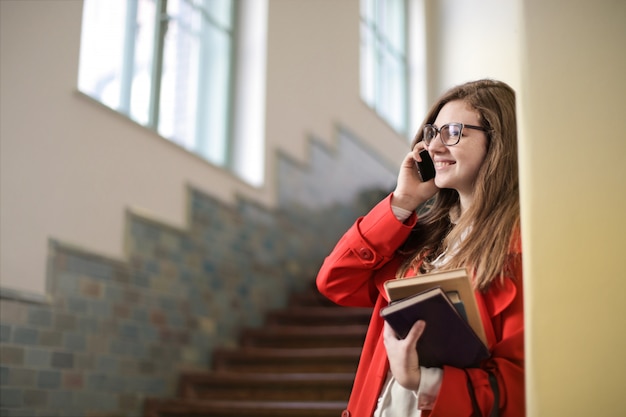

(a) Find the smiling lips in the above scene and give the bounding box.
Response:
[435,160,455,169]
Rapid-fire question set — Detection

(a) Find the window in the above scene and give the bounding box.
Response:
[360,0,410,136]
[79,0,266,178]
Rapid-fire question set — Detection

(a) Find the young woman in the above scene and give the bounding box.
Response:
[317,79,524,417]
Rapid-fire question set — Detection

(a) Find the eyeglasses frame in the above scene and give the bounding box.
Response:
[422,122,488,146]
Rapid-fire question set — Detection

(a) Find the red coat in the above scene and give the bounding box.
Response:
[316,194,524,417]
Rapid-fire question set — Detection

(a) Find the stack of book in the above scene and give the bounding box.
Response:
[380,268,489,368]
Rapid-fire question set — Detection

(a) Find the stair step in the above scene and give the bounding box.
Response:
[143,398,347,417]
[178,371,353,401]
[289,291,336,307]
[266,306,372,326]
[240,324,367,348]
[143,282,365,415]
[212,347,361,373]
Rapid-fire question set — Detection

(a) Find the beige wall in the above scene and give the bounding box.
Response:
[519,0,626,415]
[426,0,523,99]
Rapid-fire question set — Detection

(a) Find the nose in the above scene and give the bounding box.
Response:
[426,131,446,152]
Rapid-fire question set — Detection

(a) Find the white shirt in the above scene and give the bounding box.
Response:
[373,368,443,416]
[372,205,446,415]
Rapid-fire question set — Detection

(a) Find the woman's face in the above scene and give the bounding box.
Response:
[427,100,488,201]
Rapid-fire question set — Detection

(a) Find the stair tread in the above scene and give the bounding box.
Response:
[288,293,336,307]
[181,371,354,383]
[270,306,372,315]
[144,398,347,417]
[212,347,361,372]
[244,324,368,334]
[146,398,346,409]
[214,346,362,357]
[178,371,354,401]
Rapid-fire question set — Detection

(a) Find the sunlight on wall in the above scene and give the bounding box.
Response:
[232,0,268,187]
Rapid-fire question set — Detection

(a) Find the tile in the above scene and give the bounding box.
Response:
[0,324,11,342]
[119,323,139,340]
[23,389,47,407]
[0,301,27,326]
[79,279,102,298]
[66,297,89,315]
[0,346,24,365]
[62,372,83,389]
[50,352,74,369]
[66,256,112,280]
[27,308,53,328]
[24,348,51,368]
[0,387,23,407]
[38,330,63,348]
[47,389,73,408]
[13,326,39,345]
[53,272,79,296]
[0,366,8,384]
[37,370,62,389]
[117,393,140,410]
[73,353,95,370]
[96,355,117,373]
[64,333,87,352]
[9,367,36,386]
[53,313,77,332]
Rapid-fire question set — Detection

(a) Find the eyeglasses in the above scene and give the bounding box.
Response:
[423,123,488,146]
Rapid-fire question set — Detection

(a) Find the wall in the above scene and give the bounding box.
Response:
[519,1,626,415]
[0,131,396,416]
[0,0,408,296]
[0,1,263,296]
[425,0,522,101]
[0,1,406,415]
[0,0,524,303]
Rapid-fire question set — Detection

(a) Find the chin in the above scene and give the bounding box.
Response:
[434,177,448,188]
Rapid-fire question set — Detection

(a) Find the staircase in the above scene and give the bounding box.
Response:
[143,285,371,417]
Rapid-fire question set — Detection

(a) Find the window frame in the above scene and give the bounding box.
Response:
[360,0,416,138]
[78,0,241,170]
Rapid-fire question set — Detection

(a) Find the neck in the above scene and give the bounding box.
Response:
[458,193,473,215]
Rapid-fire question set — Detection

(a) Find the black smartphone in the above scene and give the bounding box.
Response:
[416,149,435,182]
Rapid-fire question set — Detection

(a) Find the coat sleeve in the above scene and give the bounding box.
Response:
[428,245,525,417]
[316,194,417,307]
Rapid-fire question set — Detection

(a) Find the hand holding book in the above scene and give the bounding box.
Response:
[382,319,426,391]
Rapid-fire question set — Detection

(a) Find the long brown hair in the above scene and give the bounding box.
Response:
[397,79,520,290]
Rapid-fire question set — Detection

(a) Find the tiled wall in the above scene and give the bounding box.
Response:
[0,129,397,416]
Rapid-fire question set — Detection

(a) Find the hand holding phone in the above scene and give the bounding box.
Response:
[416,149,435,182]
